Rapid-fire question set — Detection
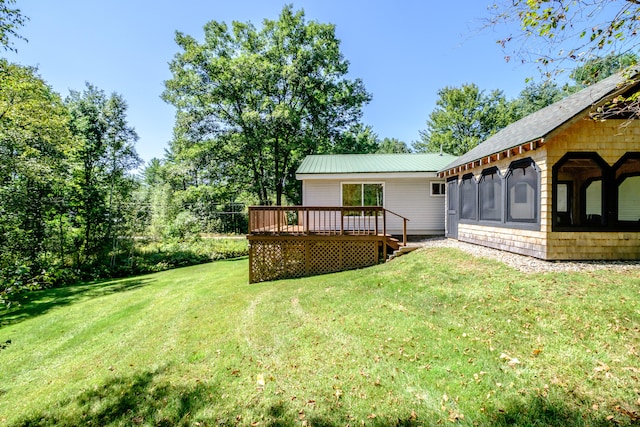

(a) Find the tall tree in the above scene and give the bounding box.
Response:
[65,84,141,266]
[0,60,70,290]
[0,0,27,52]
[162,5,371,205]
[512,80,567,117]
[414,84,515,156]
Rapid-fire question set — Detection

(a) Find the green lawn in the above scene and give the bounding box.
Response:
[1,248,639,426]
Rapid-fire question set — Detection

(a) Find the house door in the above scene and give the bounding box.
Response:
[446,178,458,239]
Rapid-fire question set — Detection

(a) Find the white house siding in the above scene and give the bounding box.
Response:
[301,177,446,235]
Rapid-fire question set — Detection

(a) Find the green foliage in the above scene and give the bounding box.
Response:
[570,52,638,86]
[326,123,379,155]
[162,5,372,205]
[512,80,568,117]
[414,83,517,155]
[491,1,640,77]
[377,137,411,153]
[0,0,27,52]
[0,60,71,297]
[65,84,142,266]
[1,250,638,425]
[0,61,147,303]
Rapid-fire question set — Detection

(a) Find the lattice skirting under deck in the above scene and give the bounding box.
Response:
[248,236,381,283]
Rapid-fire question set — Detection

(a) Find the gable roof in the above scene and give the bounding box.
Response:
[297,153,458,175]
[440,69,640,173]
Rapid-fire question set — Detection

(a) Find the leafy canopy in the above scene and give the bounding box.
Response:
[162,5,371,205]
[413,83,515,156]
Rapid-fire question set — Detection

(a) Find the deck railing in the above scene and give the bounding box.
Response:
[248,206,409,246]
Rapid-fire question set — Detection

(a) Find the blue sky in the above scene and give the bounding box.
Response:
[5,0,542,164]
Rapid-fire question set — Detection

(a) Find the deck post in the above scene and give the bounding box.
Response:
[305,209,309,234]
[374,208,379,235]
[382,209,387,260]
[402,218,407,247]
[340,208,344,235]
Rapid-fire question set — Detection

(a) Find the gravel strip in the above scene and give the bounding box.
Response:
[411,237,640,273]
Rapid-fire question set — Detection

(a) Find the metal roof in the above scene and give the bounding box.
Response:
[296,153,458,174]
[440,69,640,172]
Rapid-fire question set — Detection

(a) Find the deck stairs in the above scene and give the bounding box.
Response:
[383,235,419,262]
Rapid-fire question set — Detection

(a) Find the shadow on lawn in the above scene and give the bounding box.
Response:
[10,366,218,427]
[9,373,626,427]
[0,276,154,328]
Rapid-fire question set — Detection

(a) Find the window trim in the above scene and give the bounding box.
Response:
[430,181,446,197]
[459,173,478,221]
[340,182,385,208]
[478,167,503,222]
[552,152,612,231]
[505,158,540,224]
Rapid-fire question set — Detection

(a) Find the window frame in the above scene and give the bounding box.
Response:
[459,173,478,221]
[552,152,611,231]
[340,182,385,208]
[478,167,503,222]
[505,158,540,224]
[430,181,446,197]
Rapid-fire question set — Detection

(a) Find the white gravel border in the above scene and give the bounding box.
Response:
[412,237,640,273]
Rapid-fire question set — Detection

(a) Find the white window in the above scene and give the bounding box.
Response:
[341,183,384,206]
[431,182,446,196]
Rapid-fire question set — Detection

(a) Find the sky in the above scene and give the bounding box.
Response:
[5,0,543,165]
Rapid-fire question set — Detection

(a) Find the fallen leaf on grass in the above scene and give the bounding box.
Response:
[499,353,520,367]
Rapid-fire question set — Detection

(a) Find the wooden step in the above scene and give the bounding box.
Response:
[387,245,419,262]
[386,237,400,251]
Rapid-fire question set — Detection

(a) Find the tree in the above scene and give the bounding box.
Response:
[512,80,567,117]
[0,60,70,292]
[328,124,379,155]
[377,137,411,154]
[65,83,141,266]
[0,0,27,52]
[490,1,639,75]
[413,84,516,156]
[570,52,638,87]
[162,5,371,205]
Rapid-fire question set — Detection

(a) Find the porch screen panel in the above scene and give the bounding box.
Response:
[460,175,477,220]
[616,156,640,222]
[479,169,502,221]
[507,160,538,222]
[553,155,605,227]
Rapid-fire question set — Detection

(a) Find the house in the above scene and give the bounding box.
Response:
[246,153,457,282]
[295,153,458,236]
[438,70,640,260]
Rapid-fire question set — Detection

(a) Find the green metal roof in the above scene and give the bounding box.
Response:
[296,153,458,174]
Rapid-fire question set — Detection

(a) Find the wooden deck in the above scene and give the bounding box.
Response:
[247,206,408,283]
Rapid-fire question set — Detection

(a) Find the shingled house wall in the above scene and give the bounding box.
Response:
[450,118,640,260]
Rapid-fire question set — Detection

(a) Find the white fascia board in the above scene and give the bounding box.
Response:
[296,172,440,181]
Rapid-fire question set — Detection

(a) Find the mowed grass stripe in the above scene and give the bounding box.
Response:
[0,250,638,426]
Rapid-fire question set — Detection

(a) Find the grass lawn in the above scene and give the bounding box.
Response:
[0,248,639,426]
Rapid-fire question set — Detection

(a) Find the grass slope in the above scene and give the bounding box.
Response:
[0,249,639,426]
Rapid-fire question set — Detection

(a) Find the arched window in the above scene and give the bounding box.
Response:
[479,167,502,221]
[552,153,608,228]
[459,174,477,220]
[506,159,538,223]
